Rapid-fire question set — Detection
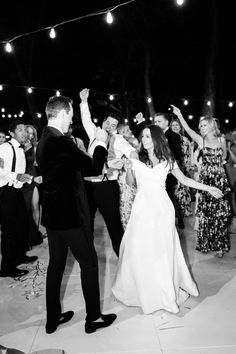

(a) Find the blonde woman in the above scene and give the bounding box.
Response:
[172,106,231,258]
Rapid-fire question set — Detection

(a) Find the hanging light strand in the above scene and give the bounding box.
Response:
[0,0,135,46]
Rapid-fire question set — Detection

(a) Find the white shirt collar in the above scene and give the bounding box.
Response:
[10,137,22,148]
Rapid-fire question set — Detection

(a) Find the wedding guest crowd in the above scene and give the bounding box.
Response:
[0,89,234,335]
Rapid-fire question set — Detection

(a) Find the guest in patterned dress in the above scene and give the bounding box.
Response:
[170,118,193,217]
[117,123,138,230]
[172,106,231,258]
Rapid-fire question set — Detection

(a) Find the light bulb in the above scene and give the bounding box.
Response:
[109,94,114,101]
[0,85,3,91]
[27,87,33,94]
[147,97,152,103]
[49,28,56,39]
[184,99,189,105]
[228,102,233,108]
[106,11,113,24]
[5,42,13,53]
[56,90,60,96]
[176,0,184,6]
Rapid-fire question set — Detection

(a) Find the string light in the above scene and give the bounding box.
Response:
[49,28,56,39]
[5,42,13,53]
[147,97,152,103]
[0,85,3,91]
[27,87,33,94]
[228,102,234,107]
[176,0,184,6]
[106,11,114,24]
[109,94,114,101]
[0,0,135,50]
[225,119,229,124]
[56,90,60,96]
[188,115,193,120]
[183,99,189,105]
[207,100,211,106]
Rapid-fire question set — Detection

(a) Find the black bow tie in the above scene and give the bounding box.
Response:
[19,145,24,149]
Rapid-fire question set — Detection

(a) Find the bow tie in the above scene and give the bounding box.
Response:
[18,145,24,149]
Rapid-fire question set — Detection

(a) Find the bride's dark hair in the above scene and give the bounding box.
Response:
[139,125,175,168]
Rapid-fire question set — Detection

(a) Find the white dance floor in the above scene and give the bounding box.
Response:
[1,211,236,354]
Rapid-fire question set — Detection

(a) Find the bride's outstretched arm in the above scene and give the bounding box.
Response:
[171,167,223,199]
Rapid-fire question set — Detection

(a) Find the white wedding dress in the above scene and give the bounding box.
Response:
[112,159,199,314]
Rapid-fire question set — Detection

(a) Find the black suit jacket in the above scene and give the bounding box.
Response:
[133,121,147,139]
[36,126,107,230]
[165,128,182,163]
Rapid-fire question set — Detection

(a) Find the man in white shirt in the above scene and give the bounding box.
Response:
[80,88,137,256]
[0,121,38,278]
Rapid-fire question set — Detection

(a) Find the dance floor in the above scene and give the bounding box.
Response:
[1,211,236,354]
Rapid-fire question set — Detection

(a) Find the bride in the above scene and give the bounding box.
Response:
[112,125,223,314]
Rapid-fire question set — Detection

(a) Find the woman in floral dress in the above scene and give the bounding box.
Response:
[172,106,231,258]
[170,118,193,217]
[117,123,139,230]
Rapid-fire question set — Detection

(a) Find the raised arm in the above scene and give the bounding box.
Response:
[79,88,97,143]
[171,105,203,146]
[171,166,223,199]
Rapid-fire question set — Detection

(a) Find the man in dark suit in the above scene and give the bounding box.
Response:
[36,95,116,334]
[154,112,185,229]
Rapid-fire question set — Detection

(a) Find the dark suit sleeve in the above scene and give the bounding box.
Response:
[166,130,182,163]
[54,136,107,177]
[133,121,147,139]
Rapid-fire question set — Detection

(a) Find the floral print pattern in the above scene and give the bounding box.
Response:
[196,147,231,253]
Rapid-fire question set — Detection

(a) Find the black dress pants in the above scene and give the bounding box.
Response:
[84,180,123,257]
[0,186,29,272]
[46,225,101,325]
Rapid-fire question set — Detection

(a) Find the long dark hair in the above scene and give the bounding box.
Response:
[139,125,175,168]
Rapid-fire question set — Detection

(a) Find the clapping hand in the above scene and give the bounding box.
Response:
[16,173,32,184]
[34,176,43,184]
[208,186,223,199]
[79,88,89,102]
[95,127,108,143]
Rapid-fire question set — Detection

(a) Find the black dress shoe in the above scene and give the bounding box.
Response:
[85,313,117,334]
[16,255,38,265]
[45,311,74,334]
[0,267,29,278]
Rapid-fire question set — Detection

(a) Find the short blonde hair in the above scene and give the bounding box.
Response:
[198,117,220,137]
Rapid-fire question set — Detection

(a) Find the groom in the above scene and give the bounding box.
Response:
[36,95,116,334]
